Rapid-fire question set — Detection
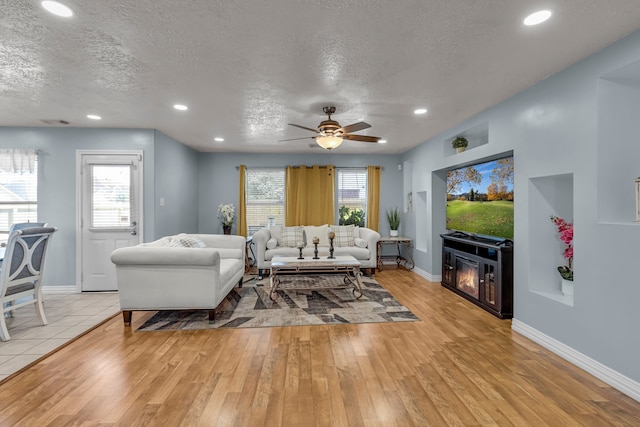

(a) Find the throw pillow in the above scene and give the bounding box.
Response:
[168,235,207,248]
[280,226,304,247]
[168,238,183,248]
[354,237,368,248]
[304,224,329,247]
[266,237,278,249]
[269,226,282,245]
[329,224,355,247]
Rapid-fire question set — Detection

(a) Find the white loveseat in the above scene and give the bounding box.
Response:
[252,224,380,277]
[110,233,245,325]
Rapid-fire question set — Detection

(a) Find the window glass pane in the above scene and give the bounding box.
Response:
[246,169,285,235]
[0,154,37,243]
[91,165,132,228]
[337,168,367,226]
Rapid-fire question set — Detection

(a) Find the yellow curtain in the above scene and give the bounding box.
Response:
[285,165,335,225]
[366,165,382,232]
[237,165,247,237]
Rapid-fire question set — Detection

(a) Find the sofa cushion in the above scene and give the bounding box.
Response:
[334,246,370,260]
[280,226,304,247]
[329,225,355,247]
[304,224,329,247]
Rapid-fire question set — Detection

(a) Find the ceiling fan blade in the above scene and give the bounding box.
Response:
[343,134,380,143]
[339,121,371,134]
[288,123,319,133]
[278,136,316,142]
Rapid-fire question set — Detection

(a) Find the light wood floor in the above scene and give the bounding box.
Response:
[0,270,638,426]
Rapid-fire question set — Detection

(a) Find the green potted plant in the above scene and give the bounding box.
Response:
[452,136,468,153]
[386,207,400,237]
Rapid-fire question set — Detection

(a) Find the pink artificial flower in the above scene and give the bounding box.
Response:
[564,246,573,260]
[560,228,573,245]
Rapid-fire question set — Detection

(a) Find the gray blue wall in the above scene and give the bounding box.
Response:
[197,153,403,234]
[153,130,199,236]
[0,127,156,287]
[402,30,640,385]
[0,127,200,287]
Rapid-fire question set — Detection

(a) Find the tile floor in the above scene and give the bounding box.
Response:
[0,292,120,382]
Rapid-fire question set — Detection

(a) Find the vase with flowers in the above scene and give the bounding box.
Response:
[550,215,573,294]
[217,203,236,235]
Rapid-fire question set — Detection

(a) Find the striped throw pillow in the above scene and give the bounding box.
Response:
[329,225,355,247]
[280,226,304,247]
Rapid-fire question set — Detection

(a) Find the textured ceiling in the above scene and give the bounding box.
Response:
[2,1,640,154]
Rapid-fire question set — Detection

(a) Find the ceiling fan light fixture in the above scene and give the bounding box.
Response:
[316,135,343,150]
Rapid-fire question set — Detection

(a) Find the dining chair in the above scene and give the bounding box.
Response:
[0,226,57,341]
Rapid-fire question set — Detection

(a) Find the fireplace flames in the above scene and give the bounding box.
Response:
[456,258,479,299]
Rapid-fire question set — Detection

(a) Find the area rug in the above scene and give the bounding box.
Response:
[137,274,419,331]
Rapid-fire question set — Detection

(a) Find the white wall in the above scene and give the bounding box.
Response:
[402,30,640,386]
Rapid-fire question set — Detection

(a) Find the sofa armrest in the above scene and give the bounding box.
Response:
[196,234,245,253]
[111,247,221,267]
[360,227,381,260]
[253,228,271,268]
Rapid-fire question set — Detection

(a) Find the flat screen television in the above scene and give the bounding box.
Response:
[446,156,514,240]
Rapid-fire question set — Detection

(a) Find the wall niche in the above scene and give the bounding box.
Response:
[597,59,640,224]
[443,122,489,157]
[528,173,574,306]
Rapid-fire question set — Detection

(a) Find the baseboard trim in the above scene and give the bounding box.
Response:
[512,318,640,403]
[43,286,79,294]
[413,267,441,283]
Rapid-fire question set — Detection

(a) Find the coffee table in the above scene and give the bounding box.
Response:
[269,255,364,301]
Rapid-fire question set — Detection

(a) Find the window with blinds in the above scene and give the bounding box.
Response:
[90,165,133,228]
[337,168,367,226]
[0,149,38,243]
[246,169,285,235]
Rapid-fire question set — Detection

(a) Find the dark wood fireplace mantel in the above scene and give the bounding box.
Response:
[441,232,513,319]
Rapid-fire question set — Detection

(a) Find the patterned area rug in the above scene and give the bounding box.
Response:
[137,274,419,330]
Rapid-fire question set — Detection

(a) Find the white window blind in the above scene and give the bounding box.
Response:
[0,149,38,242]
[90,165,132,228]
[337,168,367,226]
[245,168,285,235]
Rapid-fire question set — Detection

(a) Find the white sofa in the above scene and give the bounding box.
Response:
[252,225,380,277]
[110,233,245,325]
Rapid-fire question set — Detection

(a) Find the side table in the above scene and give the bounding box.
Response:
[377,236,415,271]
[245,235,256,272]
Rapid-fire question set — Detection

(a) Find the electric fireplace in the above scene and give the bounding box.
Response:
[441,232,513,319]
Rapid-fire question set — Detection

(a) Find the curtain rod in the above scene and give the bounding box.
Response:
[235,165,383,170]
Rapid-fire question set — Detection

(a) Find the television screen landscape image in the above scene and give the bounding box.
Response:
[446,156,514,240]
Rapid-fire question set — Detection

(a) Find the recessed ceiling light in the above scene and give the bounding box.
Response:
[173,104,188,111]
[41,1,74,17]
[378,139,387,144]
[524,10,551,26]
[87,114,101,120]
[414,108,427,115]
[214,137,224,142]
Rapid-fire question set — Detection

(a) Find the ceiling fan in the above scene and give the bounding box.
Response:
[280,106,381,150]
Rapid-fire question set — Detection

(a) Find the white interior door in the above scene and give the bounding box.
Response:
[78,152,143,291]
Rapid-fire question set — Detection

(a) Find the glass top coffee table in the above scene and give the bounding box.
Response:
[269,255,364,301]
